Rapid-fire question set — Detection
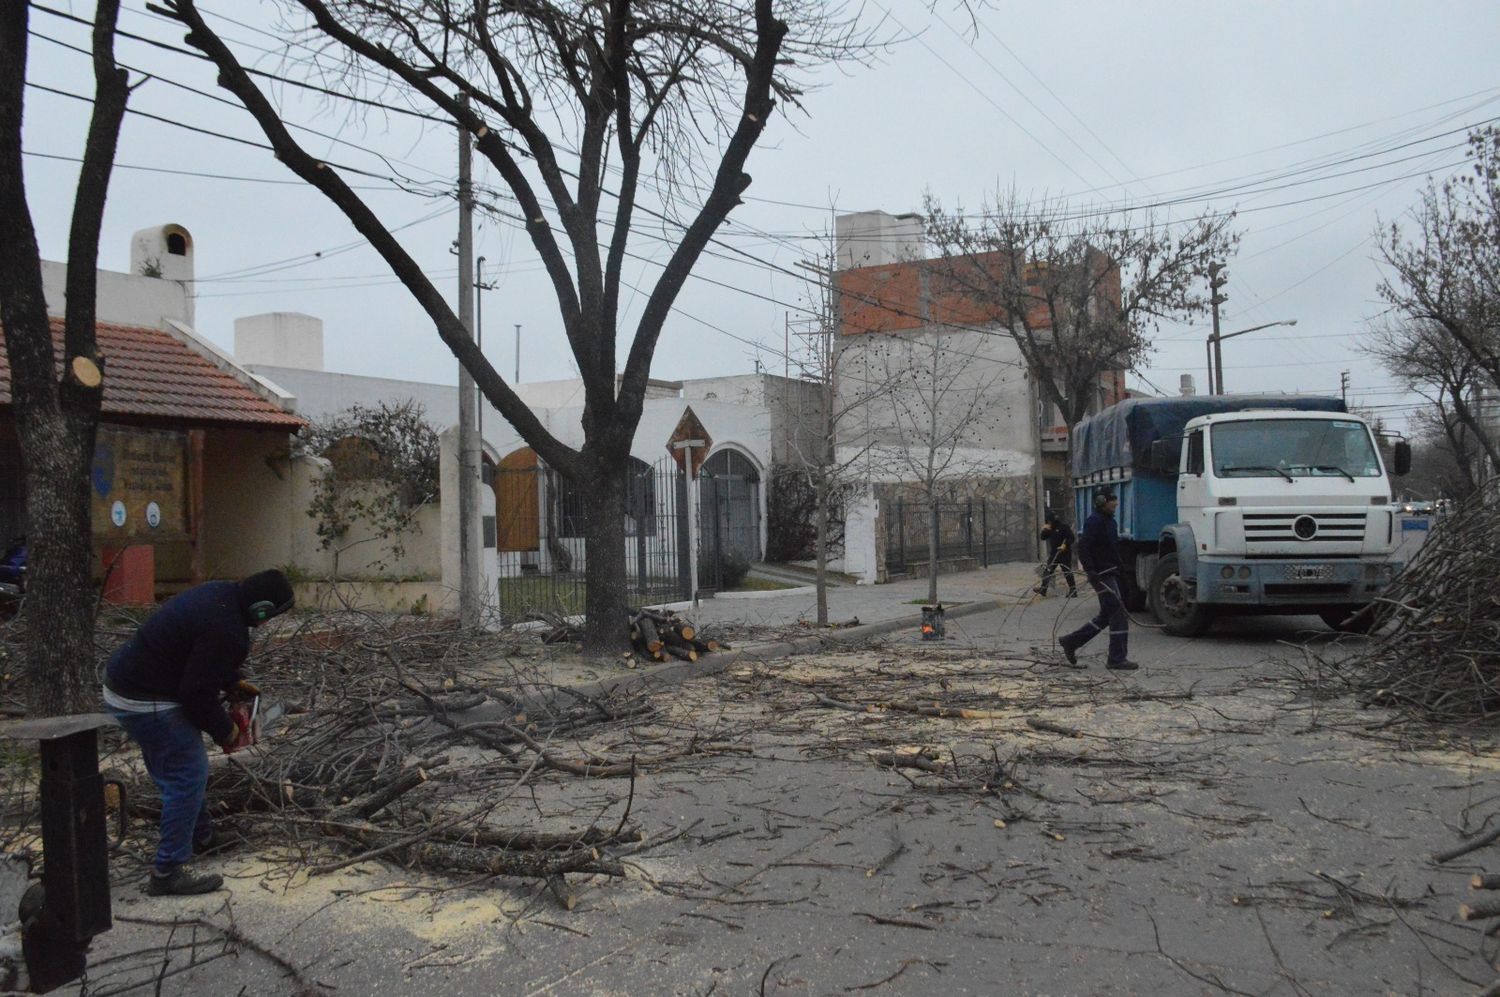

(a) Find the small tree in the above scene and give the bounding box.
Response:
[873,330,1004,604]
[775,231,903,624]
[295,400,441,574]
[924,189,1239,468]
[0,2,130,714]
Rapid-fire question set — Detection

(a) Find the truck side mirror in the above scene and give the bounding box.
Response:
[1392,440,1411,476]
[1149,439,1179,472]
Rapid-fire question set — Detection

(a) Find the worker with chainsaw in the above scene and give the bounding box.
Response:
[1057,491,1138,671]
[103,569,294,896]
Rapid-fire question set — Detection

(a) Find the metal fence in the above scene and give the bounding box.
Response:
[494,456,691,622]
[884,498,1033,576]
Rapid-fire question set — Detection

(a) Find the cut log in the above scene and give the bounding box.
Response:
[868,749,946,774]
[547,873,577,912]
[690,638,713,654]
[636,616,663,654]
[1472,873,1500,891]
[661,626,694,650]
[662,644,697,663]
[1459,899,1500,921]
[677,624,696,642]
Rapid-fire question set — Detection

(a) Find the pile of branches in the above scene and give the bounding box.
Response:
[106,611,719,901]
[1324,481,1500,721]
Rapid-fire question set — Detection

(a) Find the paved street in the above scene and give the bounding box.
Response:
[69,582,1500,997]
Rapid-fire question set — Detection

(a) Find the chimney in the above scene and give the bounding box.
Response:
[1179,374,1196,397]
[234,312,325,371]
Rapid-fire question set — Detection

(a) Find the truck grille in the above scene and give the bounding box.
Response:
[1243,512,1366,544]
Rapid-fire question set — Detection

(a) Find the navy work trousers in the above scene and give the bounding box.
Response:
[111,707,214,874]
[1060,574,1129,665]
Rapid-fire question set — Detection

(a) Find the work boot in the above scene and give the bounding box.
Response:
[1032,585,1047,597]
[1057,642,1083,668]
[146,867,224,896]
[1106,659,1140,672]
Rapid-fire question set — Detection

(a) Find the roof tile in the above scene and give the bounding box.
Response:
[0,319,305,430]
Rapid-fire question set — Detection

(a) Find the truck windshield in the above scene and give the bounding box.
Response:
[1211,419,1382,479]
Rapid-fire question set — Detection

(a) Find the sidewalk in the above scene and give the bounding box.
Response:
[678,560,1042,630]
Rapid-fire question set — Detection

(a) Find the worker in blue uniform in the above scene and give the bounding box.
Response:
[1057,491,1138,671]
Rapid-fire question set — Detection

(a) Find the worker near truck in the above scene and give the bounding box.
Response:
[1034,510,1079,598]
[1058,491,1139,671]
[103,569,294,897]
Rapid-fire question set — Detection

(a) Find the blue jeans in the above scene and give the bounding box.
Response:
[111,707,213,874]
[1060,575,1129,665]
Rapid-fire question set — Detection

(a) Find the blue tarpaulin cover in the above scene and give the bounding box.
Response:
[1071,395,1347,477]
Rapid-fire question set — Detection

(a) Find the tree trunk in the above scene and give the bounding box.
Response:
[15,406,100,715]
[927,497,940,605]
[0,1,125,715]
[814,470,829,626]
[580,453,627,653]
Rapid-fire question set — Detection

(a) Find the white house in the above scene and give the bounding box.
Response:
[238,316,823,605]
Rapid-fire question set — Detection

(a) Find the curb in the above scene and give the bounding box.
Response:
[462,599,1007,722]
[712,585,818,600]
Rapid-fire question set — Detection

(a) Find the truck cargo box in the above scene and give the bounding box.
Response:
[1071,394,1347,478]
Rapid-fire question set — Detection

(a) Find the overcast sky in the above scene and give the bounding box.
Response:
[20,1,1500,434]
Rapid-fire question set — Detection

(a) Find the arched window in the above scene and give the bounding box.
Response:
[166,232,187,256]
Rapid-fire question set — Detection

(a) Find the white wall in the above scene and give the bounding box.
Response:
[836,210,925,270]
[41,261,191,329]
[834,326,1037,477]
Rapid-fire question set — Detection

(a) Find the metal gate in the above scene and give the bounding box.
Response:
[698,450,761,592]
[493,455,690,622]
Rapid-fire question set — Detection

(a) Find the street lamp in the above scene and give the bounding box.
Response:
[1208,319,1298,394]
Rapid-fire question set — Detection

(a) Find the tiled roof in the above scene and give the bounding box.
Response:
[0,318,305,430]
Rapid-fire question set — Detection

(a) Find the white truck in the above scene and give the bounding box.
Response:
[1070,396,1412,636]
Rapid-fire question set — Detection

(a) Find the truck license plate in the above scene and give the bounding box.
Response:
[1288,565,1333,580]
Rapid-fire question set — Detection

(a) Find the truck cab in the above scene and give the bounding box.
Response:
[1152,409,1405,634]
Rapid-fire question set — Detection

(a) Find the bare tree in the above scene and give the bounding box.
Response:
[1365,317,1500,474]
[1404,408,1483,499]
[0,2,129,714]
[1378,126,1500,394]
[871,331,1004,604]
[154,0,876,651]
[923,189,1239,466]
[778,245,900,625]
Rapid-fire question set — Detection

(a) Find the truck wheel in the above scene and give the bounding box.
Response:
[1149,553,1214,637]
[1120,551,1148,612]
[1319,606,1377,635]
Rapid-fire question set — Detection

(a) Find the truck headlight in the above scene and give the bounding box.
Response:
[1220,566,1234,579]
[1237,566,1252,579]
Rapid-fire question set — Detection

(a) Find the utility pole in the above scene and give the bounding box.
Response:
[1340,369,1350,405]
[456,102,482,626]
[476,257,495,443]
[1207,262,1227,395]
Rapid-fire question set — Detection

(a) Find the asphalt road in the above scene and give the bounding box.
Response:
[74,600,1496,996]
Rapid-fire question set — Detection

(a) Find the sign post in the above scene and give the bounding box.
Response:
[666,407,713,607]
